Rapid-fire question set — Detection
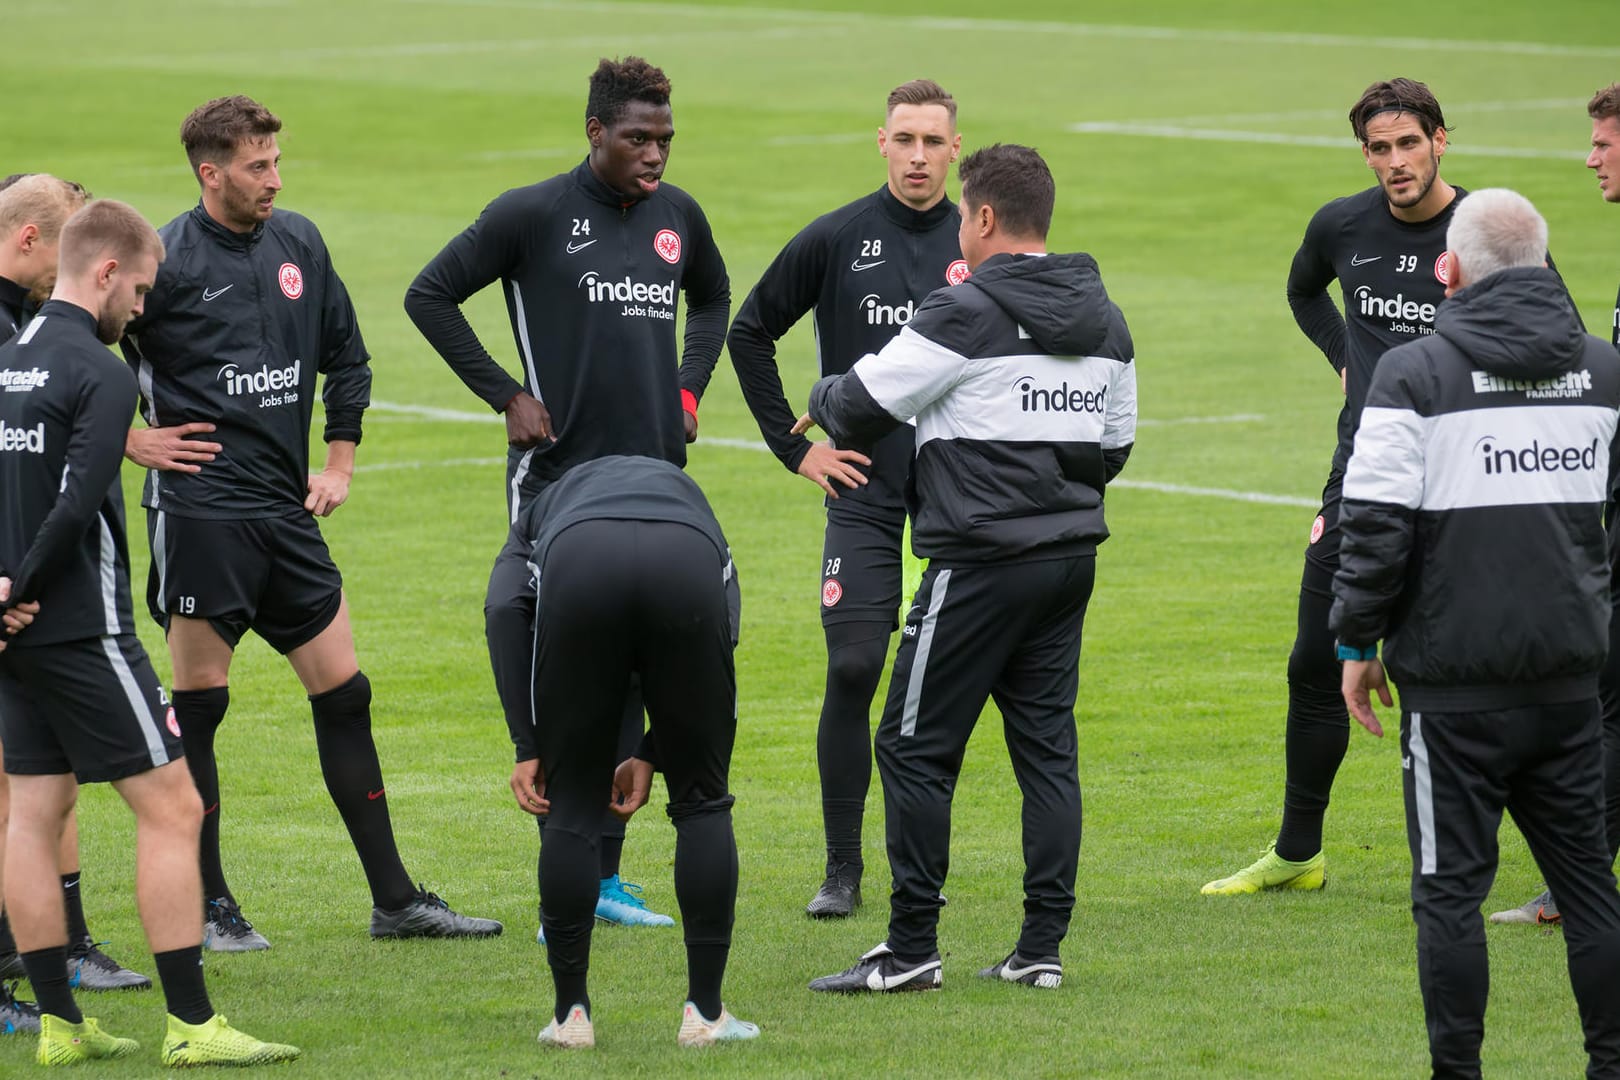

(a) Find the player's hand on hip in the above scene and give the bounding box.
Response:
[305,468,351,517]
[790,412,818,437]
[0,577,40,648]
[797,440,871,498]
[609,756,654,821]
[1341,658,1392,738]
[510,757,550,816]
[125,422,221,473]
[504,391,554,448]
[683,409,699,443]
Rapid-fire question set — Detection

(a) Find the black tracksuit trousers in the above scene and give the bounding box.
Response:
[877,553,1095,962]
[532,521,739,995]
[1400,700,1620,1079]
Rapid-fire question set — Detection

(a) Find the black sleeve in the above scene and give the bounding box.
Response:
[13,366,138,604]
[808,370,903,449]
[483,530,540,761]
[317,253,372,446]
[677,199,730,403]
[404,191,528,413]
[1286,204,1348,374]
[1328,356,1425,647]
[726,223,832,473]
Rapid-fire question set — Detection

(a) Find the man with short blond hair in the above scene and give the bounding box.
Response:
[1,199,299,1066]
[0,176,152,1029]
[727,79,965,916]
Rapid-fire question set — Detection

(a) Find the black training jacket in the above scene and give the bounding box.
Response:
[808,252,1136,564]
[728,185,965,510]
[0,275,29,342]
[0,301,139,645]
[121,205,372,519]
[484,455,738,760]
[405,160,729,499]
[1287,185,1469,473]
[1331,267,1620,711]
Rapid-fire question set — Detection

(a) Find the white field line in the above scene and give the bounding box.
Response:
[363,400,1305,505]
[1066,122,1589,162]
[393,0,1620,60]
[1166,97,1593,127]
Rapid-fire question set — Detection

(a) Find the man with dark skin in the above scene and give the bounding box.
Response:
[407,56,730,934]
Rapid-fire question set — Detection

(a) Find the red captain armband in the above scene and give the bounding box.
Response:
[681,389,699,418]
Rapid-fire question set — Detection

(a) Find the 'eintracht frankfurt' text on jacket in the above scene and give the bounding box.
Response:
[1330,266,1620,710]
[809,252,1136,563]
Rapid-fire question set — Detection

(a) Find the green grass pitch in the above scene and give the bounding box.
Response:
[3,0,1617,1075]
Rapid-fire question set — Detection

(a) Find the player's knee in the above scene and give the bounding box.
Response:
[667,794,735,823]
[1287,637,1340,692]
[826,635,887,694]
[309,670,372,730]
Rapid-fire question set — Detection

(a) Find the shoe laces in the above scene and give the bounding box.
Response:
[604,879,649,909]
[71,939,119,971]
[208,897,256,933]
[411,884,451,911]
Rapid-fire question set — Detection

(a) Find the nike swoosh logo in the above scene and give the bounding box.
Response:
[1349,254,1381,267]
[367,789,386,801]
[566,240,597,254]
[1001,960,1059,980]
[850,259,886,272]
[202,284,234,301]
[864,960,938,990]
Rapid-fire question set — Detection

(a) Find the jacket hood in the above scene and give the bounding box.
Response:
[967,252,1111,356]
[1436,266,1587,379]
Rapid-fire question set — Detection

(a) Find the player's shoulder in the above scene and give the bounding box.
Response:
[265,207,327,249]
[1307,186,1383,230]
[802,189,885,241]
[494,172,574,211]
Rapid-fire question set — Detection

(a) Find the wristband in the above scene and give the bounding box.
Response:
[680,389,698,417]
[1335,643,1378,662]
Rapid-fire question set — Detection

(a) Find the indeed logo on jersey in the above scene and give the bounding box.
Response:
[577,272,676,321]
[0,418,45,453]
[0,368,49,393]
[216,359,302,408]
[1355,286,1437,336]
[1476,434,1602,476]
[1472,369,1592,399]
[1014,375,1106,414]
[861,294,915,326]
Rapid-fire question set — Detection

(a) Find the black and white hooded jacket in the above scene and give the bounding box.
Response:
[1331,266,1620,711]
[807,251,1136,564]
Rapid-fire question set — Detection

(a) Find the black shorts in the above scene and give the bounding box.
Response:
[1301,470,1344,576]
[820,504,906,630]
[0,634,184,783]
[147,511,343,654]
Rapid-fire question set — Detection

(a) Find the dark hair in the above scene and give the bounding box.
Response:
[57,199,165,278]
[586,57,672,128]
[887,79,956,124]
[180,95,282,175]
[958,144,1054,240]
[1590,83,1620,122]
[1348,78,1447,142]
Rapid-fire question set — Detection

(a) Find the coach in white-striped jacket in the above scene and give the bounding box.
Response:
[1331,189,1620,1079]
[800,144,1135,996]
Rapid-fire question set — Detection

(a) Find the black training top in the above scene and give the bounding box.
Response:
[1286,185,1468,473]
[0,301,139,645]
[405,159,730,493]
[0,275,30,342]
[121,204,373,519]
[728,185,965,511]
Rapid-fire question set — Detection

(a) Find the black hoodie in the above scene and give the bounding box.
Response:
[1331,266,1620,709]
[808,251,1136,564]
